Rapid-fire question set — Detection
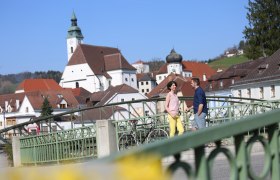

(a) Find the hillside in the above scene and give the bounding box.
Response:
[208,55,250,70]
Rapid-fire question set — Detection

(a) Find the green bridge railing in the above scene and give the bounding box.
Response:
[20,125,96,165]
[1,97,279,166]
[101,109,280,180]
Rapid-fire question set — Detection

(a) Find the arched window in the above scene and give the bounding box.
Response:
[76,82,79,88]
[71,47,74,53]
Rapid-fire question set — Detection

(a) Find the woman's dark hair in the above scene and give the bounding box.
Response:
[167,81,177,90]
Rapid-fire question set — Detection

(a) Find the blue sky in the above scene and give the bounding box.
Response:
[0,0,248,75]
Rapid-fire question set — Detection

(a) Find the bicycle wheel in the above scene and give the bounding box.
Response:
[147,129,168,143]
[118,134,137,151]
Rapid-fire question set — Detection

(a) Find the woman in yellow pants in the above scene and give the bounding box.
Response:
[165,81,184,137]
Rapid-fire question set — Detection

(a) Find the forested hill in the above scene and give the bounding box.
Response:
[0,71,62,95]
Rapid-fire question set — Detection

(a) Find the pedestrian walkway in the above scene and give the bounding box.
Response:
[0,151,10,168]
[162,141,265,166]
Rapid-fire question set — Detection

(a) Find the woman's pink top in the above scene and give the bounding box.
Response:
[167,92,179,117]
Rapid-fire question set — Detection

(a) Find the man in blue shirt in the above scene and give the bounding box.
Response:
[185,77,208,130]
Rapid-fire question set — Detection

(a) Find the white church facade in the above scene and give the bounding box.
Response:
[60,12,137,93]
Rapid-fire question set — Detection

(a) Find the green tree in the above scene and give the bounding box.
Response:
[40,97,53,117]
[243,0,280,59]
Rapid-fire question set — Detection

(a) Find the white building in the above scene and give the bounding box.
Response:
[0,89,80,136]
[136,73,157,95]
[60,12,137,93]
[89,84,156,120]
[132,60,150,74]
[231,49,280,101]
[156,49,216,84]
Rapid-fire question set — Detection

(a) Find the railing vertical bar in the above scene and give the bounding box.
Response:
[268,123,280,180]
[234,134,248,179]
[194,146,208,180]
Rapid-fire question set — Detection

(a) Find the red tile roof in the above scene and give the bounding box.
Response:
[16,79,62,93]
[0,93,25,112]
[90,84,139,106]
[70,87,91,104]
[181,61,216,80]
[157,61,216,81]
[147,73,190,98]
[68,44,136,76]
[25,89,79,110]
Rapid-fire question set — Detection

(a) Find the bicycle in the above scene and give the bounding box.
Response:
[118,116,169,151]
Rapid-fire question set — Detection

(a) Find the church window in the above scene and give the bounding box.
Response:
[125,78,128,82]
[141,82,144,85]
[131,78,134,82]
[25,107,29,113]
[142,89,144,93]
[146,89,149,92]
[71,47,73,53]
[76,82,79,88]
[146,82,148,85]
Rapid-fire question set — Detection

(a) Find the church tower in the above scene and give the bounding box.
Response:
[67,12,84,61]
[166,48,183,75]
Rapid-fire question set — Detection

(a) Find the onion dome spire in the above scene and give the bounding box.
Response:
[166,48,183,63]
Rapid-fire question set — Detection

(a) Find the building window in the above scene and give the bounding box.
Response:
[6,119,16,126]
[71,47,73,53]
[142,89,144,93]
[271,85,275,98]
[238,90,241,98]
[146,82,148,85]
[109,80,111,86]
[25,107,29,113]
[247,89,251,98]
[125,78,128,82]
[121,99,124,102]
[209,84,212,89]
[141,82,144,85]
[131,78,134,82]
[231,79,235,85]
[260,87,264,99]
[76,82,79,88]
[146,89,149,92]
[0,122,2,126]
[60,104,66,109]
[132,98,135,101]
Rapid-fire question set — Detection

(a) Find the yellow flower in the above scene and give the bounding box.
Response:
[116,154,170,180]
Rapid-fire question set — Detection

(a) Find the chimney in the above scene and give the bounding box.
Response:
[5,101,8,111]
[16,100,20,110]
[203,73,207,81]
